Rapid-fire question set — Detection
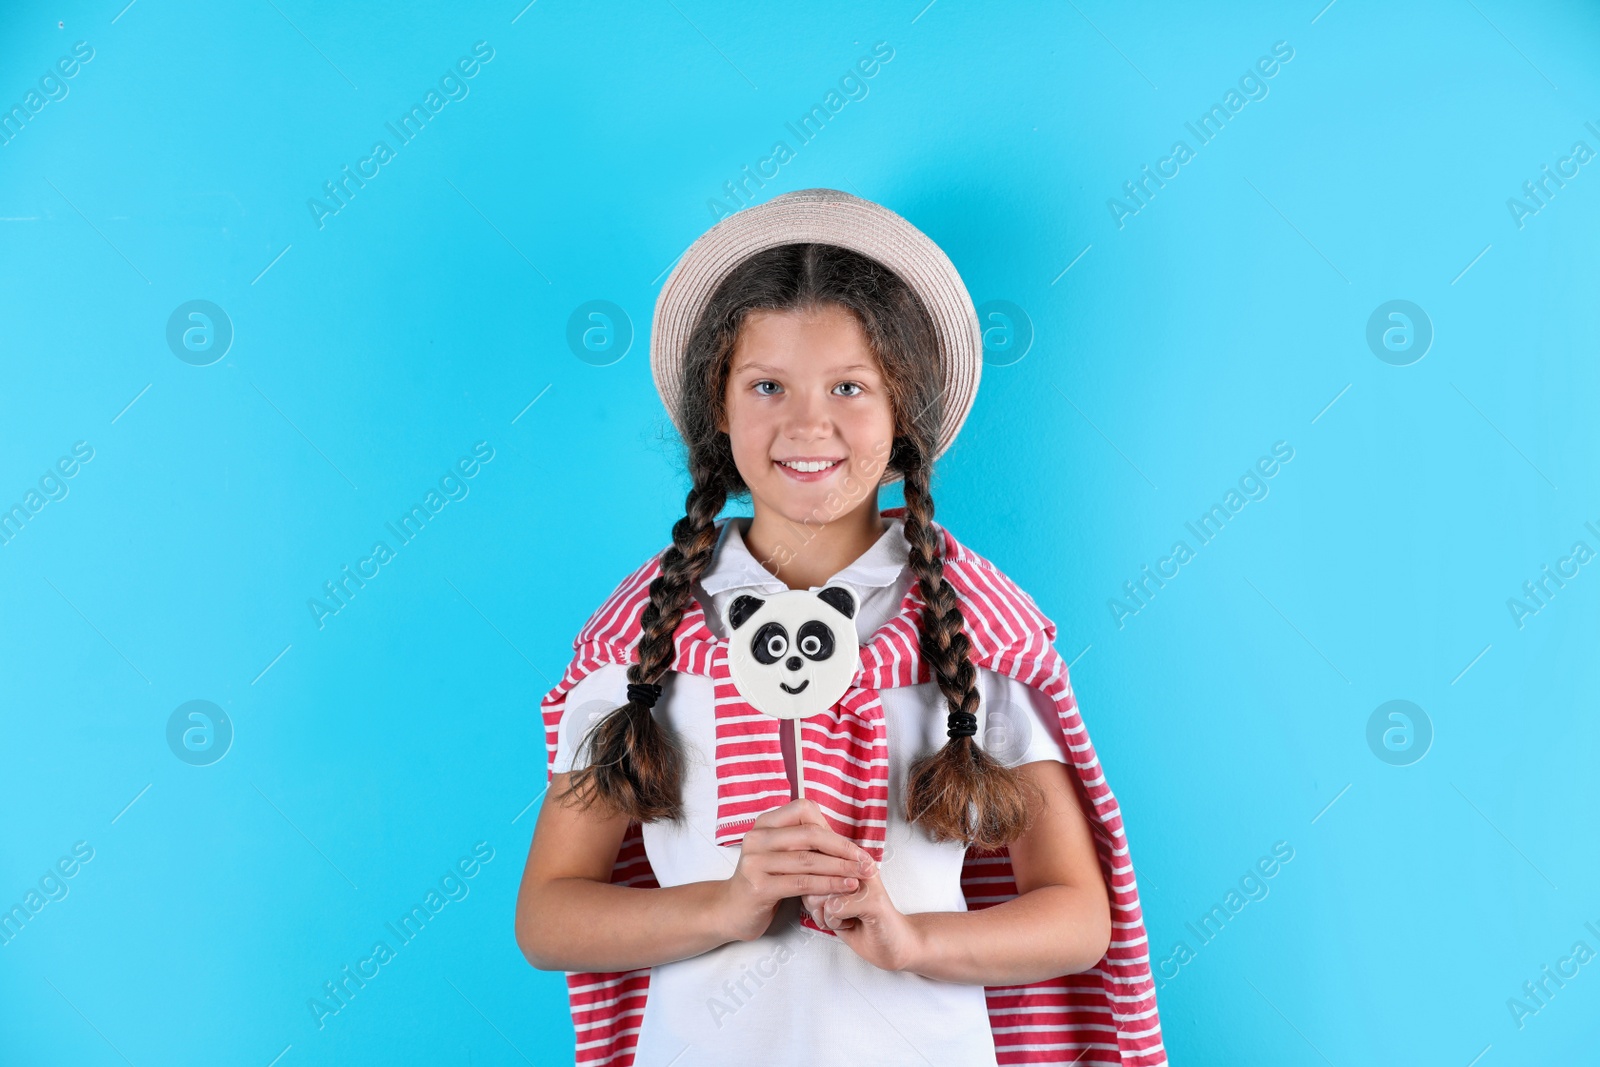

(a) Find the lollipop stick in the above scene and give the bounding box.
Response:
[793,717,805,800]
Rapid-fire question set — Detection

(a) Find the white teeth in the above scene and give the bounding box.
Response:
[778,459,841,473]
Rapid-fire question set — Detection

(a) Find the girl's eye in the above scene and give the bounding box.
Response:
[754,380,782,396]
[834,382,863,397]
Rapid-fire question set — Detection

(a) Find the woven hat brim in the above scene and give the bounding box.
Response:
[651,188,981,487]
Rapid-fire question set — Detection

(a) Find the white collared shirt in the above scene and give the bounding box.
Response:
[553,516,1068,1067]
[697,513,917,642]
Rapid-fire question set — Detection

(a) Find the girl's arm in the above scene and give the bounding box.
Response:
[514,772,730,971]
[900,759,1113,983]
[810,759,1113,986]
[515,777,875,973]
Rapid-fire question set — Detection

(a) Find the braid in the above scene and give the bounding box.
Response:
[899,444,1037,849]
[561,463,730,822]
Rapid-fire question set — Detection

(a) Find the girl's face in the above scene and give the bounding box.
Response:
[720,303,895,527]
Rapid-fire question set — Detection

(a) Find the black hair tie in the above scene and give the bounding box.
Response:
[946,710,978,740]
[627,681,663,709]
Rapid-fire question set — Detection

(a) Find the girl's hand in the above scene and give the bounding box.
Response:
[802,871,922,973]
[718,798,878,943]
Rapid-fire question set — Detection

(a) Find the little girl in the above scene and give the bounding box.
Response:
[516,189,1164,1066]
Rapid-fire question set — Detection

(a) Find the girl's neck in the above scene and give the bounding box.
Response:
[743,498,888,590]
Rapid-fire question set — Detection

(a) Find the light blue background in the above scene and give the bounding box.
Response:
[4,1,1598,1064]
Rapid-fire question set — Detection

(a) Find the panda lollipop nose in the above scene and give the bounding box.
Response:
[785,656,802,671]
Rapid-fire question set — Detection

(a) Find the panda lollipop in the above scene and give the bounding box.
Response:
[723,585,860,800]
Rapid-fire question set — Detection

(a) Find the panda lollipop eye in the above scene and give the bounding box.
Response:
[796,621,836,661]
[751,622,789,665]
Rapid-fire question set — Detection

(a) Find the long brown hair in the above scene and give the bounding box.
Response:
[561,242,1035,848]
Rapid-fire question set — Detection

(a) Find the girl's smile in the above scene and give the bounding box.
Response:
[773,456,846,480]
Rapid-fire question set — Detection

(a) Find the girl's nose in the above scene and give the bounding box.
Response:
[783,391,831,439]
[786,656,802,671]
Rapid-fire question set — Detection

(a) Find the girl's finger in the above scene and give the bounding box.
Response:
[823,895,865,930]
[819,873,876,928]
[766,868,865,901]
[749,797,829,830]
[747,824,874,866]
[785,875,858,897]
[758,851,869,880]
[824,886,871,922]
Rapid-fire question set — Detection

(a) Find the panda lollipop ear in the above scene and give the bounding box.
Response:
[726,594,766,631]
[816,584,858,620]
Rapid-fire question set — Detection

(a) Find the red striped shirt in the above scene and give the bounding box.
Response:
[541,507,1166,1065]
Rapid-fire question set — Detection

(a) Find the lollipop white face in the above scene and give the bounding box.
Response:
[723,586,860,720]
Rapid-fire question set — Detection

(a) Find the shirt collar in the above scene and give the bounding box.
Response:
[698,514,910,599]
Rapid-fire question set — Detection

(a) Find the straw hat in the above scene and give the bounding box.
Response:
[650,188,982,484]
